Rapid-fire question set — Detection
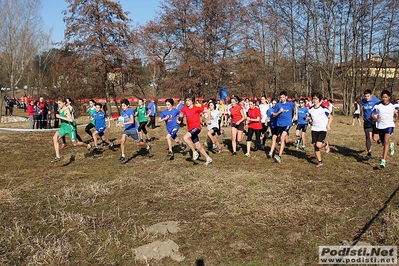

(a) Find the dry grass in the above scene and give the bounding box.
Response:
[1,108,399,265]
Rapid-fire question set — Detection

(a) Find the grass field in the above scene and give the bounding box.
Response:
[1,109,399,265]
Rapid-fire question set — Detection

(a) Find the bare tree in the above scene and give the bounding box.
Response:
[0,0,48,119]
[62,0,132,115]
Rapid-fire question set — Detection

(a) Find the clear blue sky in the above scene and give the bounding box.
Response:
[41,0,162,44]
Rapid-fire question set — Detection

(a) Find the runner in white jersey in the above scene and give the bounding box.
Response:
[371,90,399,168]
[307,92,333,168]
[204,101,223,152]
[258,96,270,150]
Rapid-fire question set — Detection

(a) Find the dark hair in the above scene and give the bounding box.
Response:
[165,98,174,105]
[312,92,322,99]
[88,99,96,104]
[381,90,391,97]
[279,91,288,96]
[364,89,372,95]
[95,102,102,108]
[184,95,195,102]
[300,98,306,102]
[66,97,74,104]
[230,95,239,102]
[138,98,144,102]
[121,98,130,106]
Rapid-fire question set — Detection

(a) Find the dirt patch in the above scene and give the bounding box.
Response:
[133,240,185,263]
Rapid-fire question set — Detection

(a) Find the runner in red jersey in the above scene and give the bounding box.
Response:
[178,96,213,165]
[229,96,246,155]
[245,100,262,157]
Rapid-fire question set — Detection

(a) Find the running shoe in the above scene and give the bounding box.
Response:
[167,151,174,157]
[118,156,125,162]
[325,141,330,154]
[366,151,372,158]
[51,156,61,162]
[274,155,281,163]
[181,144,187,152]
[267,153,273,158]
[315,161,323,168]
[377,139,382,145]
[301,146,306,151]
[109,142,114,149]
[232,151,237,156]
[244,153,250,157]
[212,144,217,150]
[295,139,300,150]
[205,157,213,165]
[217,148,223,153]
[101,142,107,147]
[146,145,152,154]
[380,159,386,168]
[192,151,199,160]
[389,142,394,155]
[92,147,99,154]
[87,143,92,150]
[60,143,67,149]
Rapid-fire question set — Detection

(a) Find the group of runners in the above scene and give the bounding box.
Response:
[51,89,398,168]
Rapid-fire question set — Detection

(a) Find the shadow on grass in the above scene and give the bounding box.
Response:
[62,154,75,166]
[350,185,399,246]
[333,144,374,165]
[123,148,153,164]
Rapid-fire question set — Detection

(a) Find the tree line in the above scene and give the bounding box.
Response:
[1,0,399,118]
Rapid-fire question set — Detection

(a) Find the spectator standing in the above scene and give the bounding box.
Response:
[8,99,14,116]
[27,100,35,129]
[35,101,41,129]
[352,100,361,126]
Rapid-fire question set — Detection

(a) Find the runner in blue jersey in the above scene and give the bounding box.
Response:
[91,102,114,153]
[159,98,186,156]
[272,91,298,163]
[118,99,151,162]
[361,89,381,157]
[295,99,309,151]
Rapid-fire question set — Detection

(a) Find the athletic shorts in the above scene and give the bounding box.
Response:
[123,129,140,142]
[233,122,245,131]
[96,127,106,137]
[311,131,327,144]
[363,120,378,134]
[167,127,179,139]
[271,127,279,136]
[188,128,201,143]
[58,126,77,142]
[378,127,394,144]
[209,127,221,136]
[296,124,308,133]
[277,126,291,135]
[353,113,360,119]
